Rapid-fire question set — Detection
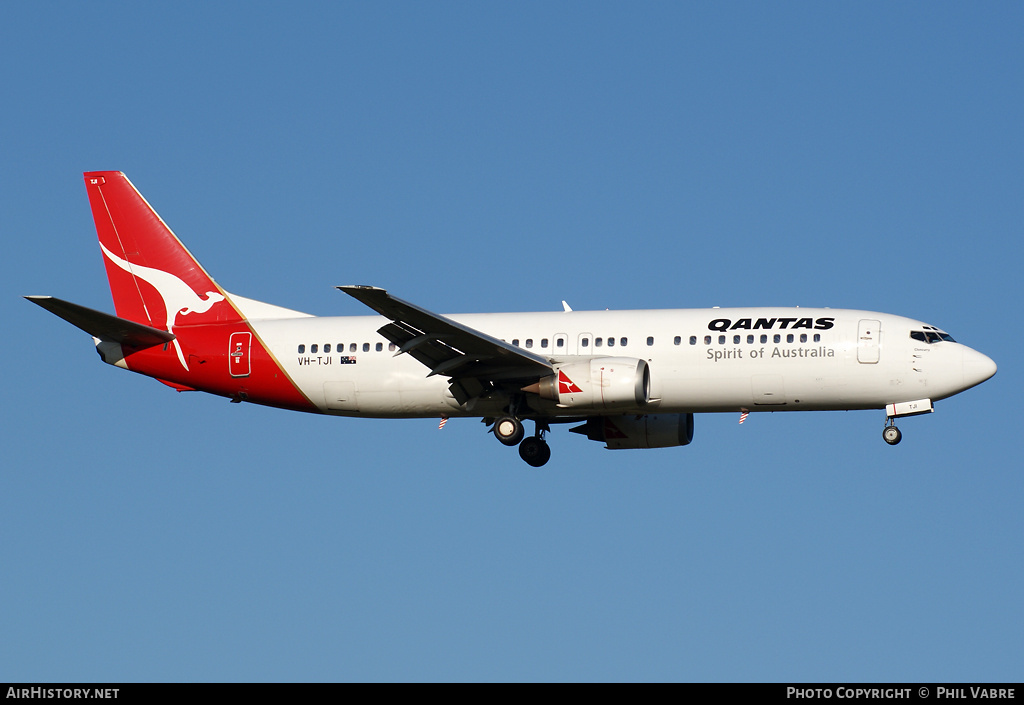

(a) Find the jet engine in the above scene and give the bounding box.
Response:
[524,357,649,410]
[571,413,695,449]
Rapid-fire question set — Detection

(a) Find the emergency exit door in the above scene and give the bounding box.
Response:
[229,332,252,377]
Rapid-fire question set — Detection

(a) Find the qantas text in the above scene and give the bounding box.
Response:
[708,317,835,332]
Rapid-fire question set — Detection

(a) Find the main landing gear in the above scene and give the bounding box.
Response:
[519,433,551,467]
[493,415,525,446]
[492,416,551,467]
[882,418,902,445]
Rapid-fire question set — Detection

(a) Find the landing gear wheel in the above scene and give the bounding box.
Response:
[882,425,902,445]
[494,416,525,446]
[519,436,551,467]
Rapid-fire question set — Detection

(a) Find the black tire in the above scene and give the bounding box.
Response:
[494,416,525,446]
[519,436,551,467]
[882,425,902,445]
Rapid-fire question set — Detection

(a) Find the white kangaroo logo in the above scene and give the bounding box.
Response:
[100,242,225,371]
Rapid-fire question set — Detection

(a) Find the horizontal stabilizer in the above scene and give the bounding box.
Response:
[25,295,175,349]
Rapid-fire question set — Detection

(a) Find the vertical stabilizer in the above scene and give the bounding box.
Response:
[84,172,241,328]
[84,172,244,371]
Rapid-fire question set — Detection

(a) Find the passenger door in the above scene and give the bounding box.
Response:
[857,320,880,364]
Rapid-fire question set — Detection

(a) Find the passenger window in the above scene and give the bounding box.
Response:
[747,335,754,344]
[674,336,681,345]
[350,343,357,352]
[718,335,725,345]
[324,344,331,353]
[787,334,794,343]
[689,336,697,345]
[814,334,820,343]
[581,338,589,348]
[704,336,711,345]
[595,337,603,347]
[647,336,655,346]
[512,339,520,346]
[774,334,781,343]
[799,334,807,343]
[389,343,396,351]
[376,342,383,352]
[525,339,533,349]
[620,337,627,346]
[311,344,318,353]
[760,334,768,344]
[556,338,565,348]
[607,337,615,347]
[541,338,548,349]
[733,335,740,345]
[298,344,305,354]
[363,343,370,352]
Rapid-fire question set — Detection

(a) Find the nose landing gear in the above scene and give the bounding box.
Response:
[882,419,902,445]
[881,399,933,445]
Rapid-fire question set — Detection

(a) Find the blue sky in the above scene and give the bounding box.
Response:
[1,2,1020,682]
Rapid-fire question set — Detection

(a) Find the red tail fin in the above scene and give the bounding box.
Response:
[84,171,245,374]
[84,171,241,330]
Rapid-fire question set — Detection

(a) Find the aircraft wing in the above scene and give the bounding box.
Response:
[338,286,553,402]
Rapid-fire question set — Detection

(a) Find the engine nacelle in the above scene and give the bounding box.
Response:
[528,357,650,410]
[571,413,695,449]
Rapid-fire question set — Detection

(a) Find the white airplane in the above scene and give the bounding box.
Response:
[28,172,997,466]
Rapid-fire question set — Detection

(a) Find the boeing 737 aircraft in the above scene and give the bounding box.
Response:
[28,172,997,466]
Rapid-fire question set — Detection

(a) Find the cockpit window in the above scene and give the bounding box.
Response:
[911,330,955,343]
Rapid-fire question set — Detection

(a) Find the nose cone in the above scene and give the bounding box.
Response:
[963,347,997,390]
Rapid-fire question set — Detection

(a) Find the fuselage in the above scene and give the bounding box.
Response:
[191,305,994,419]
